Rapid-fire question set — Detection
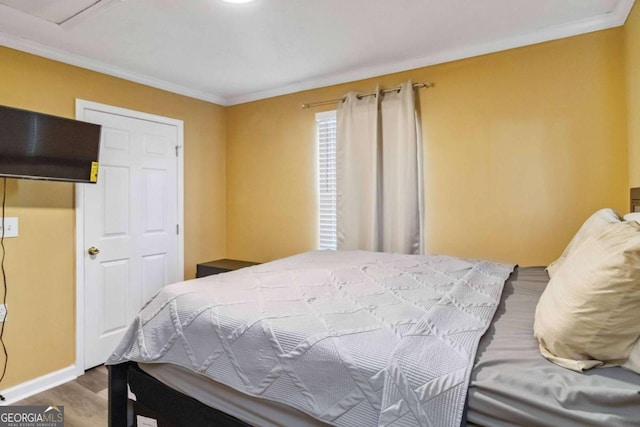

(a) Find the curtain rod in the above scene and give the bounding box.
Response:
[301,82,433,109]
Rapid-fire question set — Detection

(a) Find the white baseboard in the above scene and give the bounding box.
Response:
[0,365,77,405]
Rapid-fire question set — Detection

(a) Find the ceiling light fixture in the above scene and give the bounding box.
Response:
[222,0,255,4]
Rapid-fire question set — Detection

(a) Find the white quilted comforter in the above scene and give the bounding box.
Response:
[108,250,514,427]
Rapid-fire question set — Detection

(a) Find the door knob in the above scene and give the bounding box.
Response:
[88,246,100,256]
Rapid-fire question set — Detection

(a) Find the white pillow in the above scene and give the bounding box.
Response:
[535,220,640,374]
[623,212,640,223]
[546,208,620,278]
[623,339,640,373]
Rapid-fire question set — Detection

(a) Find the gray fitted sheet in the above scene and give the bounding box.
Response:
[468,267,640,427]
[140,267,640,426]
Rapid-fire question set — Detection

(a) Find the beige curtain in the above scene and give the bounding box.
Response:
[336,81,423,254]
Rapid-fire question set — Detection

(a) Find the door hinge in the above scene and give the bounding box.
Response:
[176,224,179,235]
[175,145,182,157]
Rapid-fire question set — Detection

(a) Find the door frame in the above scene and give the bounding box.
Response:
[74,99,185,375]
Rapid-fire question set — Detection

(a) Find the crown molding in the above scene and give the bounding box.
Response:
[226,0,635,105]
[0,31,227,106]
[0,0,634,107]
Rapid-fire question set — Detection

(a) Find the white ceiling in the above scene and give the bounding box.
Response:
[0,0,634,106]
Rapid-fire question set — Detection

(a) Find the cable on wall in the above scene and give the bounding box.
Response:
[0,178,8,400]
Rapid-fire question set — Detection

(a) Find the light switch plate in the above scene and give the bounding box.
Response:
[0,217,18,238]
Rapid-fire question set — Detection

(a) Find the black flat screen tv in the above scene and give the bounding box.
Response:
[0,105,102,183]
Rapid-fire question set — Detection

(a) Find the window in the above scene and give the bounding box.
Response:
[316,111,337,250]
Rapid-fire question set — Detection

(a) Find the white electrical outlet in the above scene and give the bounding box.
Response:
[0,217,18,238]
[0,304,6,322]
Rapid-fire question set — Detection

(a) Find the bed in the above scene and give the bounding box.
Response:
[107,250,640,427]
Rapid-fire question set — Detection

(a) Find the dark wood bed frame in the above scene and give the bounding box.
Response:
[108,362,252,427]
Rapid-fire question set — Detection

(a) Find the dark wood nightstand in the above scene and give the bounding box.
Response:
[196,258,260,278]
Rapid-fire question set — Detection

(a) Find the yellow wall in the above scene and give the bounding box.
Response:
[227,28,628,266]
[0,46,226,388]
[0,9,635,394]
[626,3,640,186]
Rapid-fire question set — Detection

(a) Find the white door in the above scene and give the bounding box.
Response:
[81,108,181,369]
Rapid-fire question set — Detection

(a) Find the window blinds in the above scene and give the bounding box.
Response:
[316,111,337,250]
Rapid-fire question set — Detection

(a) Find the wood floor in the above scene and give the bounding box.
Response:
[14,365,108,426]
